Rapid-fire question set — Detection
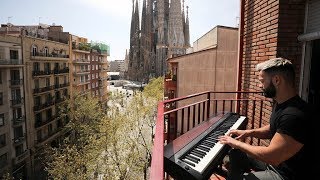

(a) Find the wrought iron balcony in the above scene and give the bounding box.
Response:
[54,82,70,89]
[73,69,90,75]
[35,128,62,146]
[54,67,69,74]
[0,59,22,65]
[10,97,24,106]
[13,150,29,165]
[32,70,53,77]
[33,100,54,112]
[55,97,66,104]
[10,79,23,86]
[72,59,90,64]
[12,116,25,126]
[12,133,26,145]
[30,52,69,59]
[149,91,271,180]
[35,115,57,128]
[33,85,54,94]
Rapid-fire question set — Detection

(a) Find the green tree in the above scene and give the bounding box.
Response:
[94,77,163,179]
[46,77,164,180]
[45,94,104,179]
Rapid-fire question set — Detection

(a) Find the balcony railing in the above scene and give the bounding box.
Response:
[55,97,66,104]
[13,149,29,165]
[0,59,22,65]
[11,97,24,106]
[32,70,53,77]
[33,85,54,94]
[72,59,90,64]
[35,115,57,128]
[13,133,26,145]
[33,100,54,112]
[54,67,69,74]
[36,128,62,146]
[55,82,70,89]
[10,79,23,86]
[30,52,69,58]
[73,69,90,75]
[12,116,25,126]
[150,91,271,180]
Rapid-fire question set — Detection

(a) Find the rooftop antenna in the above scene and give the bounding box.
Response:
[7,16,12,24]
[236,16,240,27]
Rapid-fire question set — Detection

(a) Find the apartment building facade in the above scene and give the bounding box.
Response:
[70,35,108,102]
[70,35,91,97]
[0,23,109,178]
[22,36,70,178]
[93,50,108,103]
[164,26,239,140]
[0,35,29,179]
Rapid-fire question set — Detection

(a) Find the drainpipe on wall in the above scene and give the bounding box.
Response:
[236,0,245,112]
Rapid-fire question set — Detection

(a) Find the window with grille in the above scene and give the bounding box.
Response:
[0,153,7,168]
[32,45,37,56]
[0,114,4,126]
[0,134,6,148]
[0,70,2,84]
[10,50,18,59]
[0,92,3,105]
[33,62,40,71]
[15,144,24,157]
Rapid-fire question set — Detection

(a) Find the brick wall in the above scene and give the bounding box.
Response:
[277,0,305,89]
[240,0,305,145]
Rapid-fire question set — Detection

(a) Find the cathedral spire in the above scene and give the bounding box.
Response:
[141,0,147,35]
[134,0,140,34]
[184,5,190,47]
[168,0,185,55]
[182,0,186,45]
[130,0,135,45]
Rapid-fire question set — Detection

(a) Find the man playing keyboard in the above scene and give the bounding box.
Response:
[218,57,315,180]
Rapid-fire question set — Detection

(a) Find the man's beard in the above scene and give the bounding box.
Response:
[263,82,276,98]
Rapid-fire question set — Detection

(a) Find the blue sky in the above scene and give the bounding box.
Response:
[0,0,240,60]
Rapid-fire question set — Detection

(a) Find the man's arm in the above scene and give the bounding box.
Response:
[247,124,272,139]
[219,132,303,166]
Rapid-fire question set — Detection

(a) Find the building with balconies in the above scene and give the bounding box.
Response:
[22,35,70,179]
[0,23,109,178]
[70,35,92,97]
[0,35,29,179]
[92,49,108,103]
[70,35,108,103]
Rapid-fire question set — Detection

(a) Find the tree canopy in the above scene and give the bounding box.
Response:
[45,77,164,180]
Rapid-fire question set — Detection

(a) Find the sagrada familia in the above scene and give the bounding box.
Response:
[127,0,190,82]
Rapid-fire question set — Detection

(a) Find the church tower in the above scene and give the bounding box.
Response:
[155,0,170,77]
[128,0,141,81]
[128,0,190,80]
[184,4,190,48]
[141,0,156,81]
[168,0,185,57]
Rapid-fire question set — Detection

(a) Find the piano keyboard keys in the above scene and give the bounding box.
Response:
[179,115,247,174]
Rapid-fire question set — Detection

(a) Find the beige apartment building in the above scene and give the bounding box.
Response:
[0,35,28,179]
[164,26,239,139]
[166,26,239,98]
[22,36,70,179]
[0,23,109,178]
[70,35,91,96]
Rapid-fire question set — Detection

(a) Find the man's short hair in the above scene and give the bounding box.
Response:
[256,57,292,71]
[256,57,295,86]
